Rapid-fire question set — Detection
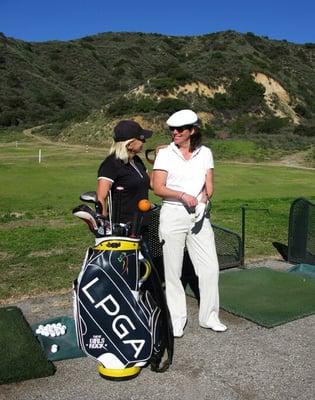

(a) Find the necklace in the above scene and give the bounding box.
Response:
[129,159,144,178]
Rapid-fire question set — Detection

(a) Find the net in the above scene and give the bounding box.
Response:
[145,206,242,271]
[288,198,315,264]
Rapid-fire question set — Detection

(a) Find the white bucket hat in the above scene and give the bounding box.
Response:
[166,109,199,127]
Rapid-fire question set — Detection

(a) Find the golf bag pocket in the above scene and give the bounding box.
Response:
[73,238,160,369]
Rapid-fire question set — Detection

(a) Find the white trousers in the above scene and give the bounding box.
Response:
[159,203,220,336]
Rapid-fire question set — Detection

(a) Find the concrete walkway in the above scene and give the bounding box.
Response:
[1,263,314,400]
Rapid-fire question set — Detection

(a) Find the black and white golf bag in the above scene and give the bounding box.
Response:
[73,234,173,379]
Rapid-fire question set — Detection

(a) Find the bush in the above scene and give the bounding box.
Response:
[209,75,265,111]
[0,110,19,126]
[209,93,233,110]
[155,98,189,113]
[107,97,134,116]
[149,77,177,92]
[168,66,192,82]
[134,97,156,113]
[294,104,311,119]
[293,125,315,137]
[256,117,289,134]
[305,146,315,167]
[230,75,265,106]
[203,123,216,138]
[50,63,65,74]
[49,91,66,109]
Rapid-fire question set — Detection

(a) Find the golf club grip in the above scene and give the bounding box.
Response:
[130,211,140,237]
[95,201,103,215]
[114,186,124,223]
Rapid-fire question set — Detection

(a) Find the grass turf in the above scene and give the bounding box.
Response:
[0,136,315,301]
[0,306,56,384]
[219,268,315,328]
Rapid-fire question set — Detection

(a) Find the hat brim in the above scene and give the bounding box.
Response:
[140,129,153,139]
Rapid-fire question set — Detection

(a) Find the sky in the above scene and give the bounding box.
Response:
[0,0,314,44]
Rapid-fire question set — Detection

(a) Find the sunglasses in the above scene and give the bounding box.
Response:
[169,125,193,133]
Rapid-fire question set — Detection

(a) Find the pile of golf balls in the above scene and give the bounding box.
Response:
[35,322,67,337]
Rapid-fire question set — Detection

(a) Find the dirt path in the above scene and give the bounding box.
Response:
[22,126,107,154]
[23,126,54,144]
[22,127,314,170]
[222,158,314,171]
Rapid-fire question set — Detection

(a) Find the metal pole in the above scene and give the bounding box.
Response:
[240,205,247,266]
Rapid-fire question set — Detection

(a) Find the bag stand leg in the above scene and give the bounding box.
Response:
[97,364,141,381]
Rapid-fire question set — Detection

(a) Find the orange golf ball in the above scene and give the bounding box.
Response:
[138,199,151,212]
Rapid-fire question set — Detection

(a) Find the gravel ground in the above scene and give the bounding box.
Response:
[1,261,314,400]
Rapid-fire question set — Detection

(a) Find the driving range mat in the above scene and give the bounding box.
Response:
[218,268,315,328]
[0,306,56,385]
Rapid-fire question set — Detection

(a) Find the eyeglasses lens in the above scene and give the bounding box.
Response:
[169,125,192,133]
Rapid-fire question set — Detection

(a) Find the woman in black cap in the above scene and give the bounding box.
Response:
[97,120,153,224]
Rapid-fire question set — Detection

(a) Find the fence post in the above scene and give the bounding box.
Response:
[240,205,247,266]
[38,149,42,164]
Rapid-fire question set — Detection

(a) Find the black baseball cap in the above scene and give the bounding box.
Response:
[113,120,153,142]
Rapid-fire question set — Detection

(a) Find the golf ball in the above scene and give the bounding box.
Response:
[51,344,59,353]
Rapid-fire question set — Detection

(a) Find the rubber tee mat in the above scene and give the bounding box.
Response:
[186,267,315,328]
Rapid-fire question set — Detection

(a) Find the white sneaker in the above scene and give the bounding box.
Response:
[200,321,227,332]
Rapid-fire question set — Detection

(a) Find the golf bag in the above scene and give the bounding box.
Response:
[73,192,173,379]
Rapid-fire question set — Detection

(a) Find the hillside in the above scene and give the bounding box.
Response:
[0,30,314,151]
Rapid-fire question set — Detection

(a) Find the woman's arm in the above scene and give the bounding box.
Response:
[205,169,214,200]
[153,170,198,208]
[97,179,112,216]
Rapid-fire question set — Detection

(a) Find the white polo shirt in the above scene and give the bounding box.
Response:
[153,143,214,199]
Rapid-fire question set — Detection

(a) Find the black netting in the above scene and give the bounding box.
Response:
[288,198,315,264]
[212,224,242,269]
[144,206,241,271]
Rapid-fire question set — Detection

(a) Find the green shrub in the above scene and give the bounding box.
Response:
[294,104,311,119]
[155,98,189,113]
[48,91,66,109]
[0,110,19,126]
[256,117,289,134]
[305,146,315,167]
[134,97,156,113]
[209,93,233,110]
[107,97,134,116]
[168,66,192,82]
[203,123,216,138]
[293,125,315,137]
[209,75,265,111]
[230,74,265,106]
[149,77,177,92]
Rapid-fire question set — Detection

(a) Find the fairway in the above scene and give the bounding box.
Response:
[0,135,314,302]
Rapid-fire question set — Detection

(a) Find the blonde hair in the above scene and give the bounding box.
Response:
[109,139,135,163]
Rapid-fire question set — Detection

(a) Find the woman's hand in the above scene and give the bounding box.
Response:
[181,193,198,208]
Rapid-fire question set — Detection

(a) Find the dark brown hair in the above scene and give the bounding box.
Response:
[190,126,202,152]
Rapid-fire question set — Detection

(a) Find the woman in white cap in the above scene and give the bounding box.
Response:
[97,120,153,223]
[152,109,226,337]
